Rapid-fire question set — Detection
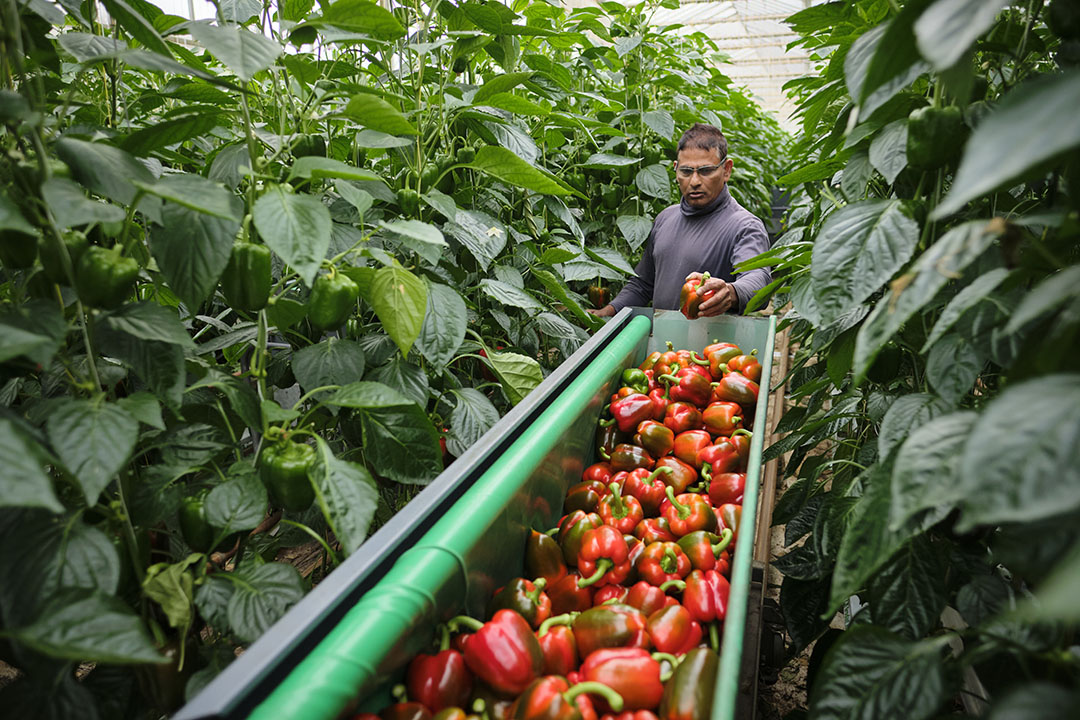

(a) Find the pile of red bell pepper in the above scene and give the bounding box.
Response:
[353,341,762,720]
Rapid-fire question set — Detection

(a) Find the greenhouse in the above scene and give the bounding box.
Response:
[0,0,1078,719]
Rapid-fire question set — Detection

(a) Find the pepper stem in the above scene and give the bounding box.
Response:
[437,623,451,651]
[598,417,616,427]
[538,613,576,637]
[577,558,613,588]
[647,466,673,485]
[666,341,674,351]
[665,485,690,518]
[660,549,679,575]
[528,577,548,599]
[701,463,713,482]
[658,373,680,386]
[690,351,711,366]
[660,579,686,593]
[709,621,720,652]
[750,348,758,356]
[564,681,624,712]
[731,429,753,438]
[713,528,733,556]
[607,481,625,516]
[652,652,681,681]
[545,527,559,537]
[599,447,611,461]
[448,615,484,633]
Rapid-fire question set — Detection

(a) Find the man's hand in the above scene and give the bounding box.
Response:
[685,272,736,316]
[588,304,616,318]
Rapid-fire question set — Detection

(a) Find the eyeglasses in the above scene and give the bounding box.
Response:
[676,161,726,179]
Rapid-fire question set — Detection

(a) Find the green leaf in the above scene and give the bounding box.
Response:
[188,371,261,430]
[446,388,499,457]
[581,153,640,168]
[0,301,66,367]
[101,302,195,348]
[473,71,534,103]
[479,92,551,116]
[122,111,222,156]
[539,247,580,265]
[253,185,331,287]
[934,71,1080,219]
[635,164,671,200]
[99,333,185,409]
[149,203,240,310]
[354,128,414,148]
[416,282,467,368]
[532,268,600,330]
[226,562,304,643]
[536,312,584,341]
[351,400,442,484]
[370,266,427,356]
[101,0,170,57]
[138,173,241,222]
[488,350,544,405]
[319,0,405,39]
[867,119,908,185]
[1004,264,1080,334]
[40,178,125,229]
[444,208,507,271]
[778,155,850,187]
[984,683,1080,720]
[780,576,832,654]
[327,381,411,409]
[194,575,233,633]
[344,94,418,136]
[858,0,933,108]
[844,24,929,121]
[480,278,543,313]
[55,138,156,210]
[958,575,1010,626]
[142,554,200,635]
[924,267,1011,350]
[368,355,429,408]
[810,200,919,326]
[219,0,261,22]
[266,297,307,331]
[841,151,872,200]
[914,0,1012,71]
[206,464,268,531]
[878,393,953,458]
[379,219,447,265]
[642,109,675,140]
[12,590,166,664]
[1021,543,1080,623]
[808,625,947,720]
[926,334,982,403]
[288,157,382,183]
[465,146,577,196]
[311,440,379,555]
[889,412,978,531]
[46,399,139,506]
[292,338,367,394]
[118,391,165,430]
[957,374,1080,530]
[188,22,281,81]
[616,214,652,251]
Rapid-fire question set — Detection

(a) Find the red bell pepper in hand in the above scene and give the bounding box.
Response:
[660,487,718,537]
[566,480,607,514]
[675,530,733,572]
[559,510,603,566]
[708,473,745,506]
[623,466,671,516]
[510,676,624,720]
[456,610,545,696]
[598,483,645,535]
[701,402,742,437]
[581,648,665,711]
[680,273,713,319]
[653,457,697,494]
[623,580,679,617]
[584,462,614,486]
[573,604,650,658]
[577,525,631,588]
[658,368,713,408]
[489,577,552,629]
[636,541,691,586]
[646,605,702,656]
[407,625,473,712]
[633,421,674,459]
[633,517,676,544]
[610,394,655,433]
[593,584,629,606]
[682,570,730,623]
[717,503,742,540]
[672,430,712,468]
[710,373,759,407]
[603,444,655,473]
[663,403,702,435]
[537,614,579,676]
[549,572,594,614]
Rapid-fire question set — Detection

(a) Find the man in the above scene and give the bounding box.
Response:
[590,123,772,318]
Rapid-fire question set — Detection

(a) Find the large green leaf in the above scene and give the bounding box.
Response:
[288,157,382,183]
[866,535,947,639]
[581,153,640,168]
[487,350,544,405]
[914,0,1012,71]
[379,219,447,265]
[867,119,908,185]
[292,338,366,394]
[616,214,652,251]
[55,138,156,210]
[924,267,1012,350]
[878,393,953,458]
[416,282,467,368]
[327,381,413,410]
[0,420,61,513]
[957,375,1080,530]
[857,0,933,108]
[443,208,507,270]
[101,0,170,57]
[122,111,222,156]
[40,177,125,229]
[137,173,241,222]
[46,399,139,506]
[142,554,200,636]
[926,333,982,403]
[465,146,577,196]
[473,71,534,103]
[319,0,405,39]
[844,24,929,121]
[1003,264,1080,334]
[810,200,919,326]
[311,440,379,555]
[635,164,671,200]
[368,355,429,408]
[344,94,417,136]
[188,22,281,81]
[984,683,1080,720]
[253,185,331,287]
[226,562,304,643]
[446,388,499,457]
[149,203,240,309]
[808,625,947,720]
[889,412,978,531]
[369,266,427,356]
[205,464,267,532]
[480,278,543,313]
[933,71,1080,219]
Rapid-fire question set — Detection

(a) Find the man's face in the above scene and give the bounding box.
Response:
[675,146,733,208]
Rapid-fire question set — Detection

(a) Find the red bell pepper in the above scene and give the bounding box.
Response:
[598,483,645,535]
[455,610,544,696]
[622,466,671,516]
[675,529,732,572]
[672,430,711,468]
[624,536,644,586]
[633,517,676,544]
[566,480,606,514]
[610,394,655,433]
[512,676,625,720]
[595,421,622,461]
[658,647,718,720]
[682,569,730,623]
[581,648,665,711]
[706,347,741,380]
[406,625,473,712]
[593,584,629,606]
[679,272,713,319]
[725,350,761,382]
[559,510,604,566]
[708,473,745,506]
[602,444,655,473]
[537,614,579,676]
[652,344,681,378]
[601,712,661,720]
[647,387,670,421]
[663,403,702,435]
[702,341,739,359]
[717,503,742,540]
[727,429,752,471]
[632,420,674,459]
[577,525,631,588]
[583,462,614,485]
[527,530,568,586]
[639,351,661,372]
[488,577,552,629]
[710,373,759,407]
[653,457,697,494]
[698,437,740,478]
[660,488,718,537]
[636,541,691,586]
[701,402,742,437]
[380,703,432,720]
[549,572,594,614]
[646,605,702,656]
[658,368,713,408]
[623,580,679,616]
[572,604,650,658]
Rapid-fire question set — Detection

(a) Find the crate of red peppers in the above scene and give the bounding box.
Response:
[351,321,771,720]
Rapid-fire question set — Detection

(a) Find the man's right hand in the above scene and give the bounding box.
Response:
[587,304,616,317]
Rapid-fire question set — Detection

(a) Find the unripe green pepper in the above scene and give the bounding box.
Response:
[76,245,139,308]
[220,242,272,311]
[906,105,968,172]
[40,231,89,284]
[307,267,359,331]
[178,489,217,553]
[292,133,326,158]
[0,229,38,270]
[602,184,621,210]
[396,187,420,217]
[259,439,316,512]
[455,146,475,164]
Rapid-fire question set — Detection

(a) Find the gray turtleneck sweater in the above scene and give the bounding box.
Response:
[609,187,772,313]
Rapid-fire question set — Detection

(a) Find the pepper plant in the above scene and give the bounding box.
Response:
[0,0,785,716]
[753,0,1080,716]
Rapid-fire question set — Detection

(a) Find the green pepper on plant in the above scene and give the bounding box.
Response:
[259,436,316,512]
[307,265,359,331]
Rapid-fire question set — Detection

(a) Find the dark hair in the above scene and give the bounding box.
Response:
[677,123,727,160]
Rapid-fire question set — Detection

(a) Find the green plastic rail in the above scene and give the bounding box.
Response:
[247,315,653,720]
